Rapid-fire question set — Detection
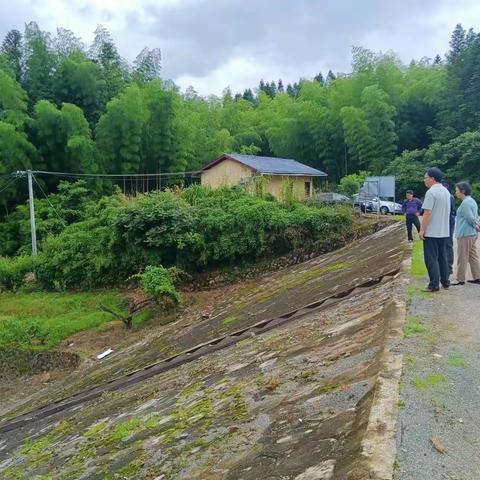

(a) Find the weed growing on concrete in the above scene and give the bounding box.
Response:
[403,315,427,338]
[412,373,445,390]
[447,351,467,368]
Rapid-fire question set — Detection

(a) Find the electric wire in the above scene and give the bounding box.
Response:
[32,174,67,226]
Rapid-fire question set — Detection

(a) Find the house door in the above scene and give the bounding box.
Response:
[304,181,311,197]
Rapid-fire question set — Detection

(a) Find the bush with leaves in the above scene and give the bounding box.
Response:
[138,265,181,306]
[0,255,35,291]
[24,185,355,290]
[337,171,371,197]
[0,180,96,256]
[34,194,127,289]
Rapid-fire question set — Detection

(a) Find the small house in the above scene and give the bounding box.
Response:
[197,153,327,200]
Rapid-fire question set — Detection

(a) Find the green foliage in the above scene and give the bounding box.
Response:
[34,194,125,290]
[448,351,467,368]
[138,265,181,305]
[403,315,427,338]
[20,185,353,289]
[0,181,94,256]
[0,255,34,291]
[411,240,427,276]
[383,150,426,197]
[338,170,371,197]
[412,373,445,390]
[1,22,480,209]
[0,289,126,350]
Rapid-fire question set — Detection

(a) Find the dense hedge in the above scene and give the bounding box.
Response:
[1,184,354,290]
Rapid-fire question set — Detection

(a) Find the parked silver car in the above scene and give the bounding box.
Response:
[369,197,402,215]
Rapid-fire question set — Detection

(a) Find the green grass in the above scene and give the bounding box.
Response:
[412,373,446,390]
[0,290,132,350]
[222,315,237,326]
[411,240,427,277]
[403,315,427,338]
[448,351,467,368]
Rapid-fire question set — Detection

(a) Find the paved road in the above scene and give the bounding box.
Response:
[396,239,480,480]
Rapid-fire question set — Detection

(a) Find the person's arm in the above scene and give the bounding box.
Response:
[402,200,406,214]
[419,191,434,240]
[464,201,477,228]
[419,210,432,240]
[416,198,422,216]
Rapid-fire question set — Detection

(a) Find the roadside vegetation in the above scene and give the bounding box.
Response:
[0,183,355,350]
[0,290,131,350]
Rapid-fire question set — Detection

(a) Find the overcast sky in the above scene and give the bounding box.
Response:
[1,0,480,95]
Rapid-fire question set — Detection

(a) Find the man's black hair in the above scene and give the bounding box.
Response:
[406,190,414,195]
[456,181,472,196]
[426,167,443,183]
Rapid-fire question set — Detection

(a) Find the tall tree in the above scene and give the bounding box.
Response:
[242,88,255,103]
[314,72,324,85]
[361,85,397,172]
[133,47,161,84]
[142,81,177,173]
[89,25,127,102]
[23,22,55,104]
[1,29,23,81]
[326,70,337,83]
[29,100,94,180]
[53,52,105,125]
[340,106,375,171]
[0,122,37,210]
[96,84,146,173]
[53,28,84,59]
[0,69,29,129]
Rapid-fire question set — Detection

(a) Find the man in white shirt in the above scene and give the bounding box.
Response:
[419,167,451,292]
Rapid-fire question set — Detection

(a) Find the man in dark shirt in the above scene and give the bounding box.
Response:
[402,190,422,242]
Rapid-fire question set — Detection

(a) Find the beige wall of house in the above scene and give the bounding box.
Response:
[267,175,313,200]
[200,159,253,188]
[200,160,314,200]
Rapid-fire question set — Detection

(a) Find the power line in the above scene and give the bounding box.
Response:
[32,174,66,226]
[32,170,198,179]
[0,173,15,180]
[0,176,18,194]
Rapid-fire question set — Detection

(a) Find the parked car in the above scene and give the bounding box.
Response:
[369,197,402,215]
[307,192,351,204]
[352,194,374,213]
[352,195,401,214]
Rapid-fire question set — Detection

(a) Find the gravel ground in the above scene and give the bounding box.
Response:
[396,239,480,480]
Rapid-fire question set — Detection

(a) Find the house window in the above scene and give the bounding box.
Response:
[304,181,311,197]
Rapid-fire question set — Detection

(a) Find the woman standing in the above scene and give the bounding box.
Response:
[451,181,480,285]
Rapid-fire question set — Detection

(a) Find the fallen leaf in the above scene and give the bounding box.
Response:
[430,436,447,454]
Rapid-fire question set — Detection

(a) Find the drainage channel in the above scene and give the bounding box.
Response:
[0,269,399,434]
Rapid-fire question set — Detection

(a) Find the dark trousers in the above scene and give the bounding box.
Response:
[406,214,421,241]
[423,237,450,290]
[446,221,455,275]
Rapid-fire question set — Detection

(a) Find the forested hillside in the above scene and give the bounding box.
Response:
[1,22,480,211]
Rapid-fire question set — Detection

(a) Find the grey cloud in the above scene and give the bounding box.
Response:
[130,0,452,79]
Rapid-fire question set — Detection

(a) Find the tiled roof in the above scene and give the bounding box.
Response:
[201,154,327,176]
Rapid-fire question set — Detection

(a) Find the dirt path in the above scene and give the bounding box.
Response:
[395,240,480,480]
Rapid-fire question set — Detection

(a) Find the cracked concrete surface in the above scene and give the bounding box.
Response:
[0,224,407,479]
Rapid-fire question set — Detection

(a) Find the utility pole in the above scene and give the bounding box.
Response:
[27,170,38,256]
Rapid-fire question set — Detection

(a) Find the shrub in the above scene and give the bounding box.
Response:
[0,255,35,291]
[34,195,127,290]
[338,171,371,197]
[139,265,181,306]
[23,185,355,289]
[0,180,95,257]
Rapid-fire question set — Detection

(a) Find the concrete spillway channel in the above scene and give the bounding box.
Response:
[0,223,407,480]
